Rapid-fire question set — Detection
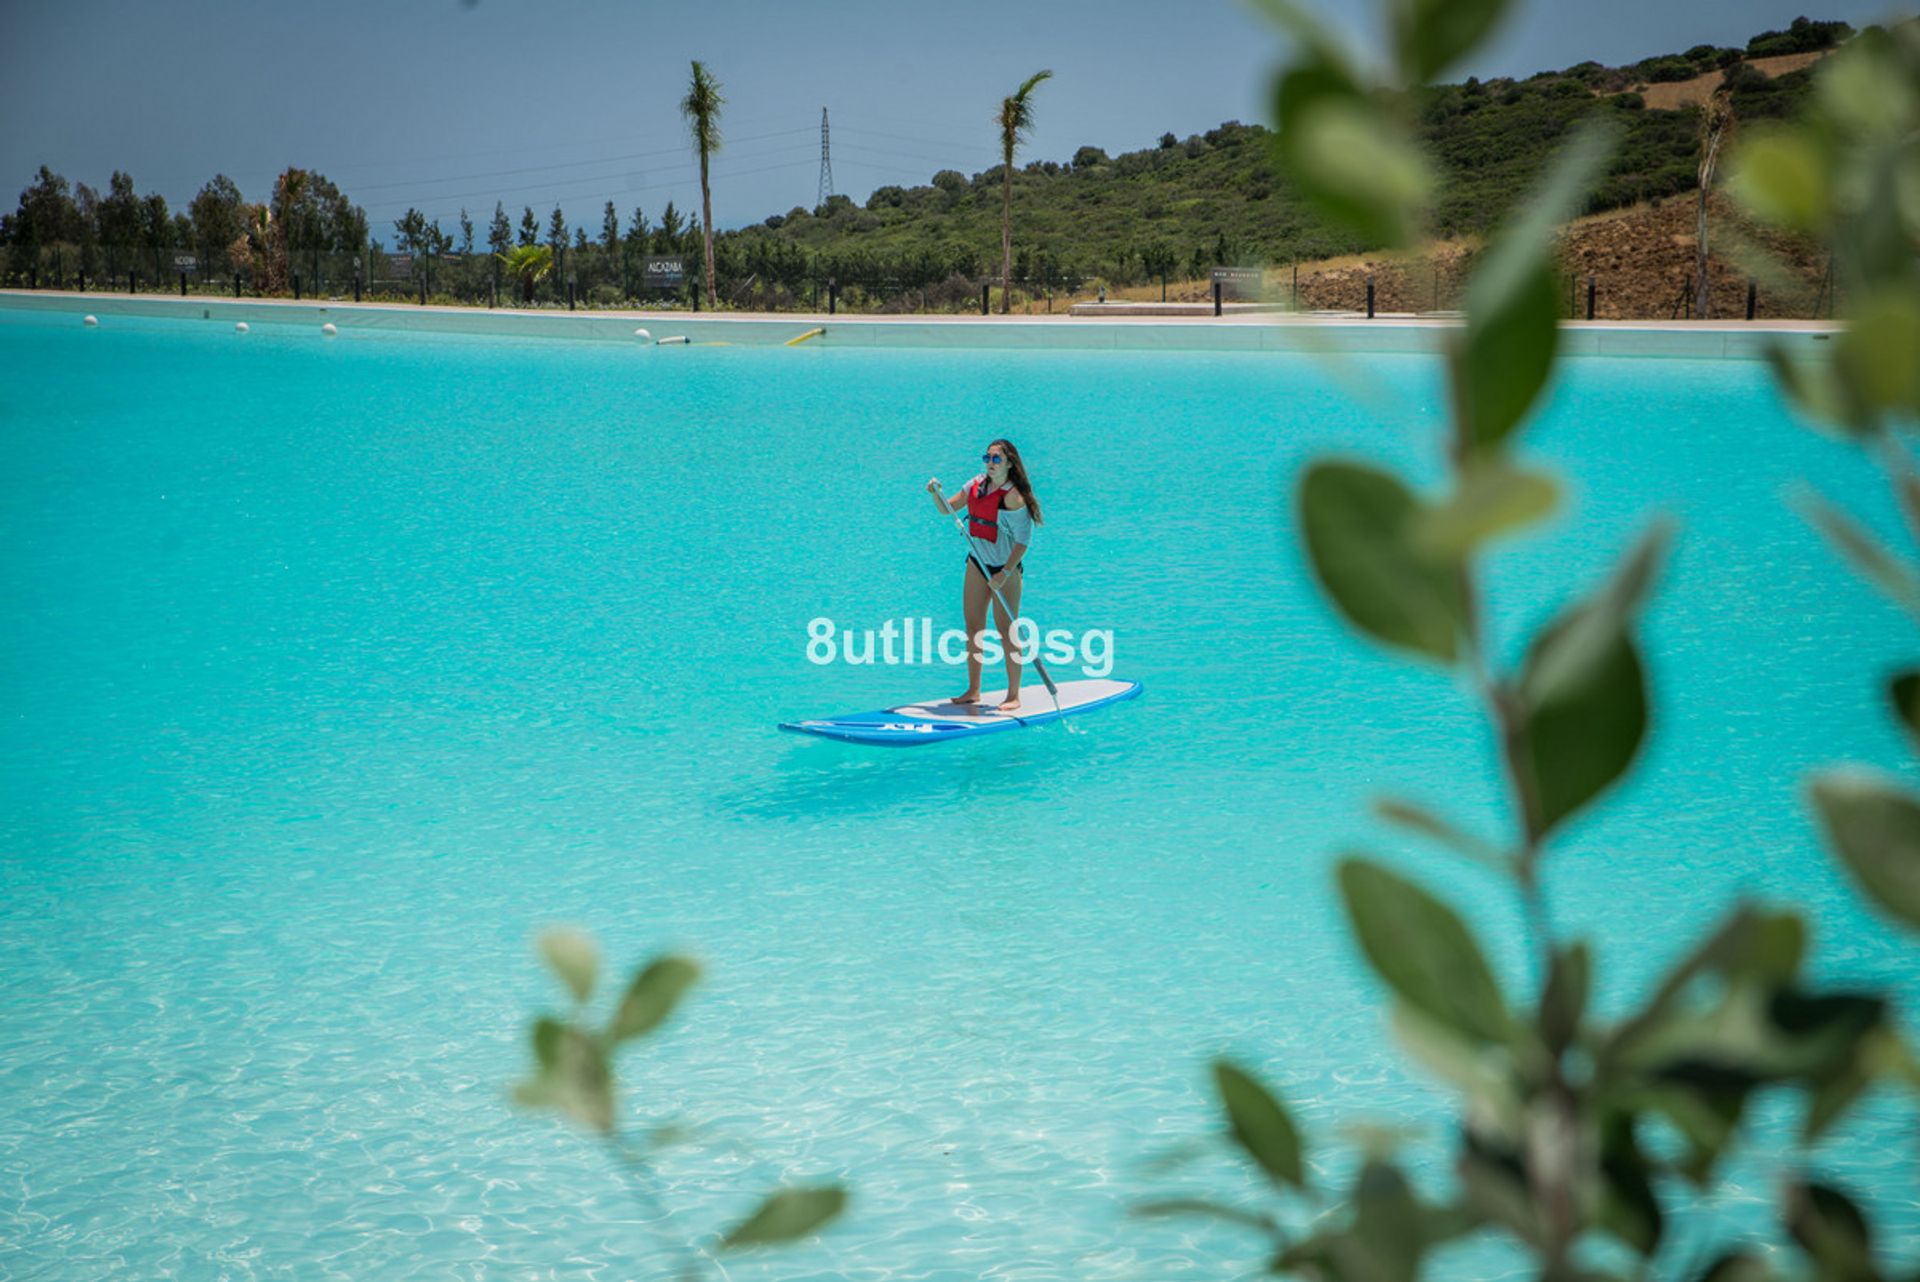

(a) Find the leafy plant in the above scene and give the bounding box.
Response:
[514,928,847,1277]
[1142,4,1920,1279]
[494,242,553,305]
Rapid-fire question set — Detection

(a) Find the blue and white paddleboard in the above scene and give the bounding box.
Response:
[781,678,1143,746]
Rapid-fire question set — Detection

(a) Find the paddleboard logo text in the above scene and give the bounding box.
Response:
[805,617,1114,677]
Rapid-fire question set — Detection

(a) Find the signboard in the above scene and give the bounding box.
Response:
[389,253,413,278]
[1211,266,1262,300]
[173,254,197,271]
[643,256,686,288]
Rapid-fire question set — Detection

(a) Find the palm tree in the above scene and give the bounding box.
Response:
[495,243,553,306]
[996,69,1052,315]
[681,60,724,309]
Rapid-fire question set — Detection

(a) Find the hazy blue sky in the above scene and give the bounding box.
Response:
[1,0,1900,242]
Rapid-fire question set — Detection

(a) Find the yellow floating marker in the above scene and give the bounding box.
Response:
[784,327,825,347]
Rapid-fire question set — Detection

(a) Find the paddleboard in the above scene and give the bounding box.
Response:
[780,678,1142,746]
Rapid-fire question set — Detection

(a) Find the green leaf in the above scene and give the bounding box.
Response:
[1695,1250,1776,1282]
[609,955,701,1043]
[1835,290,1920,419]
[1729,128,1831,231]
[1522,520,1669,699]
[1299,461,1466,663]
[1130,1199,1276,1233]
[1246,0,1358,69]
[1798,492,1920,611]
[1539,941,1591,1056]
[721,1185,847,1249]
[531,1015,564,1069]
[1454,122,1617,452]
[1785,1182,1876,1281]
[1518,624,1647,840]
[1810,771,1920,931]
[1414,459,1561,558]
[513,1022,614,1133]
[1389,1002,1521,1138]
[1607,905,1803,1064]
[1339,1161,1423,1282]
[1373,795,1510,872]
[1337,858,1510,1044]
[1454,261,1562,453]
[1274,64,1432,250]
[1643,1059,1759,1182]
[1394,0,1513,83]
[538,928,599,1003]
[1888,669,1920,752]
[1768,343,1871,436]
[1514,524,1669,839]
[1212,1059,1306,1188]
[1459,1134,1539,1245]
[1818,30,1918,138]
[1597,1113,1662,1254]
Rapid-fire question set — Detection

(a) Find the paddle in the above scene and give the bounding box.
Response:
[931,483,1061,706]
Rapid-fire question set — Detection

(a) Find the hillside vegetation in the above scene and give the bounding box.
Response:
[716,17,1847,306]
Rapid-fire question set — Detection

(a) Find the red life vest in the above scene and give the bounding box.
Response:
[967,476,1008,541]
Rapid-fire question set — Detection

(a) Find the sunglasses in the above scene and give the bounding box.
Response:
[982,452,1006,464]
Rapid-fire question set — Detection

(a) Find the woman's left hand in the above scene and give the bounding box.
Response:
[989,572,1008,591]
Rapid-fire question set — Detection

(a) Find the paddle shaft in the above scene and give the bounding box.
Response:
[936,488,1058,697]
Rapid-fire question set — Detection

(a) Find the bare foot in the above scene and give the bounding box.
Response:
[997,695,1023,712]
[952,690,981,705]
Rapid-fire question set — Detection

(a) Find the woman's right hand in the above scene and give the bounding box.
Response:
[926,477,943,496]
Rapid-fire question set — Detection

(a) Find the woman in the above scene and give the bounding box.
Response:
[926,439,1043,711]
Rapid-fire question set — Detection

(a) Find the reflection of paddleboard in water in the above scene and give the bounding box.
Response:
[780,678,1143,746]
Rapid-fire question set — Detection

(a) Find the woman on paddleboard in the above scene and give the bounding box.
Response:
[926,440,1042,712]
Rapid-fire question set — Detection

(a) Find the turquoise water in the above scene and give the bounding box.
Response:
[2,306,1914,1280]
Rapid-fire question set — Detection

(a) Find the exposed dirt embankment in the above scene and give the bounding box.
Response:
[1110,198,1830,319]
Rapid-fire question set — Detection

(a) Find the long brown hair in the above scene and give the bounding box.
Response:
[987,438,1043,525]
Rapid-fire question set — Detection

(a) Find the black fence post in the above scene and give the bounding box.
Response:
[1587,275,1596,321]
[354,271,362,304]
[488,279,495,310]
[130,270,138,295]
[1366,276,1376,319]
[1746,277,1757,320]
[28,265,37,290]
[567,277,576,311]
[1212,278,1222,316]
[293,273,301,301]
[418,275,426,306]
[78,269,86,293]
[981,282,989,315]
[829,278,838,315]
[180,271,187,297]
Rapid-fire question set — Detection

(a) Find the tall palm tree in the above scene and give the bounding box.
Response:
[996,69,1052,315]
[681,60,724,309]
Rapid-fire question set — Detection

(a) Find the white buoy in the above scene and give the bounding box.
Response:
[234,322,249,334]
[633,328,652,342]
[657,335,689,345]
[321,322,338,336]
[82,314,98,327]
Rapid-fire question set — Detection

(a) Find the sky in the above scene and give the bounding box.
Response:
[1,0,1902,243]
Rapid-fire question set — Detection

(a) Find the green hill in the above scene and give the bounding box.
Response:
[713,19,1844,306]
